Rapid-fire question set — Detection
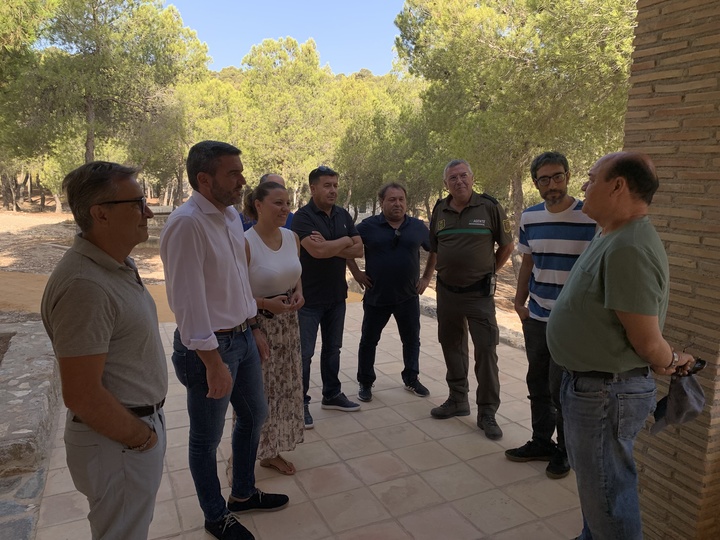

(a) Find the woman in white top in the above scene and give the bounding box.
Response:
[243,180,304,475]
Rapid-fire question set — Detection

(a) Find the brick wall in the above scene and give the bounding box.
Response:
[625,1,720,538]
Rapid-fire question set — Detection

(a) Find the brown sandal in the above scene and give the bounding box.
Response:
[260,455,296,475]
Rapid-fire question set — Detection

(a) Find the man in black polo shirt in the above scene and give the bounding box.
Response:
[430,159,514,440]
[292,166,364,428]
[347,182,436,402]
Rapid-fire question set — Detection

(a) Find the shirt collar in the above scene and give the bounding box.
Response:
[72,234,137,272]
[308,198,337,217]
[191,191,239,223]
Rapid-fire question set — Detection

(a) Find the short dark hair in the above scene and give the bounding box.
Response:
[242,181,285,221]
[378,182,407,200]
[186,141,241,190]
[604,153,659,205]
[63,161,139,233]
[308,165,338,185]
[530,151,569,180]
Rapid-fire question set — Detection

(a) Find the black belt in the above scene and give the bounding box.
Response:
[72,398,165,423]
[569,367,650,380]
[215,320,249,334]
[438,274,496,296]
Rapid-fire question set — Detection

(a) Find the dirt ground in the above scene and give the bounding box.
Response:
[0,207,522,333]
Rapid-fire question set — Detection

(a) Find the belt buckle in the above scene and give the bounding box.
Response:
[236,320,248,333]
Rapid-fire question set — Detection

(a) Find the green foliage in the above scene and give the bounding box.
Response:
[0,1,635,223]
[396,0,636,211]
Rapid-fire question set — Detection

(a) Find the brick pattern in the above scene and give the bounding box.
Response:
[627,2,720,539]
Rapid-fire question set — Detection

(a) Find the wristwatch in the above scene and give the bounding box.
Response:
[669,350,679,369]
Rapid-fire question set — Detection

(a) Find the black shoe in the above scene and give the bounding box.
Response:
[430,399,470,419]
[546,449,571,479]
[205,513,254,540]
[505,440,555,462]
[303,403,314,429]
[477,415,503,440]
[228,490,289,514]
[358,383,373,402]
[404,379,430,397]
[321,392,361,411]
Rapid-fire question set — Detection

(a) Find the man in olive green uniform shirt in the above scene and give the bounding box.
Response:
[429,159,514,440]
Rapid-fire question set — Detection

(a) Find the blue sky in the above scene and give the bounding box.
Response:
[166,1,407,75]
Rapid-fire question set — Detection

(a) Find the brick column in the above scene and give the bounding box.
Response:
[624,1,720,538]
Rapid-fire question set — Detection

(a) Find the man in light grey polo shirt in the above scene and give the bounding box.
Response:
[41,161,168,539]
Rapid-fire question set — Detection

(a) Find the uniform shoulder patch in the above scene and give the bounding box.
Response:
[480,192,499,205]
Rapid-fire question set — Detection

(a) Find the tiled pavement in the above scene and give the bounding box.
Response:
[35,303,582,540]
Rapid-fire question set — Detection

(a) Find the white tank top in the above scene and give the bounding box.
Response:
[245,227,302,297]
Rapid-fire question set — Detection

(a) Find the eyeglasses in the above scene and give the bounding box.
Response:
[446,172,471,184]
[95,196,147,212]
[536,172,567,187]
[392,228,401,248]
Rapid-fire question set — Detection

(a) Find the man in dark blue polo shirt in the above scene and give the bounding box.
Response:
[291,166,364,428]
[348,183,436,402]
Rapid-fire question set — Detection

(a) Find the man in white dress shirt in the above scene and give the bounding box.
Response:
[160,141,288,540]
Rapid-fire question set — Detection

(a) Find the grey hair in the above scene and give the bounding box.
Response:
[443,159,473,178]
[63,161,139,233]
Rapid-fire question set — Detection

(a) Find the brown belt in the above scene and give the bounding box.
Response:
[215,320,249,334]
[72,398,165,423]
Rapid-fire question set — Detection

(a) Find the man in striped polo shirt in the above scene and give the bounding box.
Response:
[506,151,596,478]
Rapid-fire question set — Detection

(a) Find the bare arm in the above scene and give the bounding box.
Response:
[337,236,364,259]
[300,233,354,259]
[615,311,694,375]
[416,252,437,294]
[514,253,533,321]
[495,242,514,271]
[347,258,372,289]
[59,354,157,450]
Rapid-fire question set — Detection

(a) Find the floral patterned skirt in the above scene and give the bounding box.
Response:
[255,310,304,459]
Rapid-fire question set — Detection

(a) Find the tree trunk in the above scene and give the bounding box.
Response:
[173,172,183,208]
[85,95,96,163]
[40,191,46,212]
[423,196,432,222]
[54,193,63,213]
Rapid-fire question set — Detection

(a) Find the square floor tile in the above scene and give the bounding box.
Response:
[252,501,331,540]
[502,476,580,517]
[313,413,365,439]
[346,451,412,485]
[148,499,182,539]
[421,462,494,501]
[370,474,444,517]
[394,441,460,472]
[438,432,504,460]
[453,489,536,535]
[371,423,432,450]
[295,462,363,499]
[398,504,482,540]
[413,417,474,439]
[37,491,88,528]
[354,407,407,430]
[314,487,391,532]
[336,520,412,540]
[490,520,564,540]
[36,518,91,540]
[284,440,340,471]
[326,431,388,460]
[467,453,539,487]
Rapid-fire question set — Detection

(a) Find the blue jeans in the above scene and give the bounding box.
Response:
[172,328,268,523]
[561,370,656,540]
[298,301,345,402]
[522,318,564,450]
[357,297,420,386]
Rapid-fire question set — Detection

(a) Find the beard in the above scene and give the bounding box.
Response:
[210,183,241,207]
[544,190,567,207]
